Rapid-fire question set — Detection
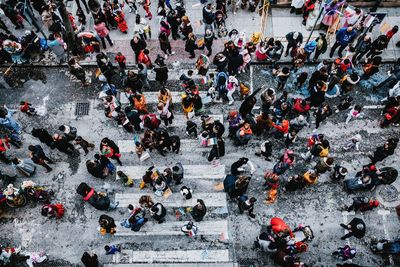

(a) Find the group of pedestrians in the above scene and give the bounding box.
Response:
[1,1,400,267]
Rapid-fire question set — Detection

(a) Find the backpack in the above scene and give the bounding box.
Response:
[319,147,329,157]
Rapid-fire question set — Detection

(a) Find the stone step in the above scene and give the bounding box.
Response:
[115,192,227,209]
[114,220,229,239]
[116,164,226,180]
[111,249,230,264]
[140,114,224,128]
[118,139,211,153]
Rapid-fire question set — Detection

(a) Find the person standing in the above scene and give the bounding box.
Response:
[47,34,67,64]
[100,137,122,165]
[238,195,257,219]
[185,33,198,59]
[98,214,117,236]
[157,99,173,126]
[0,3,24,30]
[28,145,53,172]
[191,199,207,222]
[313,33,327,61]
[130,35,147,63]
[68,58,88,86]
[167,10,181,40]
[138,63,150,90]
[202,3,215,34]
[284,31,303,57]
[154,57,169,86]
[94,20,114,49]
[150,203,167,223]
[329,27,357,58]
[340,217,366,240]
[0,137,11,164]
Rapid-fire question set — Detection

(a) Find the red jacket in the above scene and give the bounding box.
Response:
[0,138,10,152]
[273,120,289,133]
[293,98,310,113]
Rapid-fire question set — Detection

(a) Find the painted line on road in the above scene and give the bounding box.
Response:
[115,192,227,208]
[114,220,229,239]
[118,139,211,153]
[116,164,226,180]
[113,249,230,263]
[378,209,394,266]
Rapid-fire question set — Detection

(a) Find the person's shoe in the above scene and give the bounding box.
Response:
[45,169,52,173]
[170,51,175,55]
[164,54,168,59]
[228,100,234,105]
[340,236,347,240]
[340,223,347,229]
[189,55,195,59]
[302,20,306,26]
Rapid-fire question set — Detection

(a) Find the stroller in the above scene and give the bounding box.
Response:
[215,10,227,38]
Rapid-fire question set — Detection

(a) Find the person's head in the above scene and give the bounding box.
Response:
[322,59,328,65]
[249,197,257,203]
[326,157,334,165]
[128,204,134,211]
[68,58,76,65]
[151,205,159,213]
[11,158,19,165]
[132,35,139,42]
[339,167,348,176]
[392,25,399,33]
[364,35,371,42]
[347,26,354,32]
[343,59,350,65]
[206,3,213,9]
[41,206,49,216]
[104,245,110,252]
[28,145,35,151]
[138,63,144,71]
[157,103,164,110]
[321,139,330,148]
[354,105,362,112]
[356,223,364,231]
[372,56,382,65]
[282,67,290,74]
[144,49,150,55]
[135,141,141,147]
[243,122,251,130]
[355,8,361,14]
[188,33,195,40]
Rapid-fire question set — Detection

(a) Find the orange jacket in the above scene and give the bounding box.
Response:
[273,120,289,133]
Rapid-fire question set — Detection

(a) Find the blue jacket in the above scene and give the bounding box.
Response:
[336,28,357,46]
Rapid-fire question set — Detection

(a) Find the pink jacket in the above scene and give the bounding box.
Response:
[94,22,110,38]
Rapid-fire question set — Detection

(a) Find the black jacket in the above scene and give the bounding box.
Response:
[202,7,215,24]
[130,38,147,53]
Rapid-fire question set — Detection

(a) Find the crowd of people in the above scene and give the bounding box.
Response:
[1,0,400,266]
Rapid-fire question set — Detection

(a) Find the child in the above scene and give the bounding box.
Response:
[115,52,126,74]
[19,101,36,115]
[276,67,290,91]
[75,136,95,155]
[104,244,121,255]
[343,134,362,151]
[115,10,128,33]
[294,72,308,88]
[116,170,134,187]
[345,105,363,124]
[186,120,198,137]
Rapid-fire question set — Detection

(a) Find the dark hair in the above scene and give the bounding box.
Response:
[28,145,35,151]
[59,125,66,131]
[151,206,159,212]
[104,245,110,251]
[188,70,194,76]
[128,204,134,210]
[138,63,144,70]
[249,197,257,203]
